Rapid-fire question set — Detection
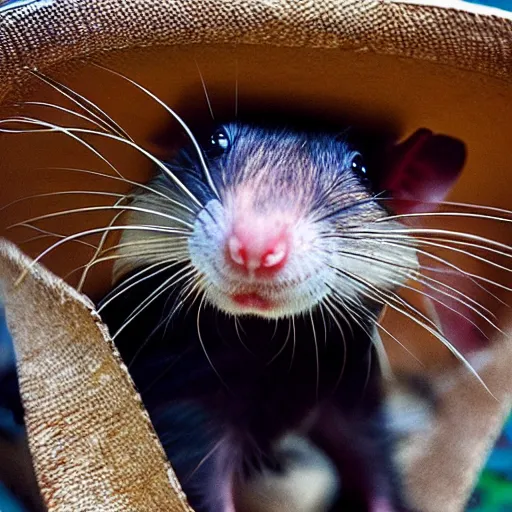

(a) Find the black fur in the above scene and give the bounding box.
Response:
[99,266,410,511]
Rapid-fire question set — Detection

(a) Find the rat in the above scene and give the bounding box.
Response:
[96,117,466,512]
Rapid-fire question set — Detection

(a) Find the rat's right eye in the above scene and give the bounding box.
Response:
[207,126,231,157]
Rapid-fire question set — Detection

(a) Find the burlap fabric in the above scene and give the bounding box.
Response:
[0,0,511,105]
[0,0,511,511]
[0,239,193,511]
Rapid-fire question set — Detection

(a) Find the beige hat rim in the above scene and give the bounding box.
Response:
[0,0,511,104]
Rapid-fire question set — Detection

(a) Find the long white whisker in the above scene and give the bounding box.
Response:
[128,274,199,369]
[333,249,498,332]
[378,198,512,218]
[335,244,494,319]
[413,238,512,276]
[335,234,510,299]
[112,265,196,340]
[418,271,497,319]
[417,236,512,261]
[318,303,328,347]
[78,202,125,292]
[8,204,194,231]
[197,293,231,391]
[0,117,128,179]
[28,69,134,142]
[309,311,320,399]
[20,101,116,137]
[380,239,512,295]
[370,270,492,339]
[347,228,512,255]
[323,293,355,340]
[71,246,189,270]
[183,438,226,484]
[101,236,188,255]
[289,316,297,373]
[98,260,185,312]
[328,291,375,343]
[163,273,200,333]
[194,59,215,121]
[90,63,221,201]
[0,190,128,214]
[11,223,97,249]
[338,268,494,397]
[0,117,203,207]
[234,317,256,357]
[61,249,183,282]
[176,275,205,319]
[43,166,196,214]
[321,298,348,391]
[327,292,382,391]
[267,319,292,365]
[13,224,189,285]
[376,211,512,225]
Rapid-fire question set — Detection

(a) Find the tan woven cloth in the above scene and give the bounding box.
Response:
[401,338,512,512]
[0,0,511,103]
[0,239,193,511]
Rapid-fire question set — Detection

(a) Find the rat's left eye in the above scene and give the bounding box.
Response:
[208,126,231,157]
[351,154,367,178]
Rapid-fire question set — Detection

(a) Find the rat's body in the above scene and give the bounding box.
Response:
[101,270,404,511]
[98,120,422,511]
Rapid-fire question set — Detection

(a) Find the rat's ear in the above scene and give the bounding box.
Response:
[381,129,466,214]
[381,130,487,351]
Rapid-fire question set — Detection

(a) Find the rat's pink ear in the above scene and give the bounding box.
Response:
[381,130,487,352]
[381,129,466,214]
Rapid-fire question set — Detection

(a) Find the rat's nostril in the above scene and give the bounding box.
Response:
[228,234,246,267]
[226,230,289,275]
[262,241,287,268]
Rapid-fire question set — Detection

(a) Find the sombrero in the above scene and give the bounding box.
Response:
[0,0,511,510]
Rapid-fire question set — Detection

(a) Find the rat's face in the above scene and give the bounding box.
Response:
[117,121,418,319]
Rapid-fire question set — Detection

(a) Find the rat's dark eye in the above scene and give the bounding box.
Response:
[207,126,231,157]
[351,154,367,178]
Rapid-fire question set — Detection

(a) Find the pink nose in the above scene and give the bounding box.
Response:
[226,227,289,275]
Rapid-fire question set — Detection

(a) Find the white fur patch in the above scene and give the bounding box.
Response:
[234,435,339,512]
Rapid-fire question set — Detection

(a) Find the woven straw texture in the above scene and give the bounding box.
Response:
[0,0,511,103]
[0,239,193,511]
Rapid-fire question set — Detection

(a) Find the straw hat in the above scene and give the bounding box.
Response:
[0,0,511,510]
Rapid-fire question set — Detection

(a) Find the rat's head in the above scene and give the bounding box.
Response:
[116,120,421,320]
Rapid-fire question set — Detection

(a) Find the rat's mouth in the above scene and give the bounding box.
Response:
[230,292,273,311]
[216,276,316,316]
[225,275,312,311]
[203,266,326,317]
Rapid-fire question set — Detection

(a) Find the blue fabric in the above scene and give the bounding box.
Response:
[0,483,25,512]
[0,309,26,512]
[0,308,20,438]
[467,414,512,511]
[0,308,13,371]
[466,0,512,9]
